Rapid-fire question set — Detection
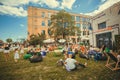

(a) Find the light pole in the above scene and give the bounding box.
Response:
[88,22,94,46]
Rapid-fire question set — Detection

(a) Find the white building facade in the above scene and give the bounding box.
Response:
[90,2,120,49]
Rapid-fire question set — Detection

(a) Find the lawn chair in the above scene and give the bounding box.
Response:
[105,53,120,71]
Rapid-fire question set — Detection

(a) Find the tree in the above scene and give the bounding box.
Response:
[29,34,46,46]
[50,10,79,40]
[6,38,12,43]
[0,39,4,46]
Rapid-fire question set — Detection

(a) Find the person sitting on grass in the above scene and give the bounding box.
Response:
[29,49,42,63]
[14,48,20,63]
[64,54,87,71]
[94,45,108,61]
[4,44,10,62]
[41,46,47,57]
[27,49,35,55]
[117,50,120,61]
[79,45,89,60]
[67,47,76,59]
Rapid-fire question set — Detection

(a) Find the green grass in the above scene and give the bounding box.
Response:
[0,51,120,80]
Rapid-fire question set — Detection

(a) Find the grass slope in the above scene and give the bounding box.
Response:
[0,52,120,80]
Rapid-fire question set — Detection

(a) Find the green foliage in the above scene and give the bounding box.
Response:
[50,10,80,40]
[6,38,12,43]
[29,34,46,46]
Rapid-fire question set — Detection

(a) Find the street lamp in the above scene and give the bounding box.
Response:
[88,22,94,46]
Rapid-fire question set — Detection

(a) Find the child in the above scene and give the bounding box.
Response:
[14,48,20,62]
[20,46,24,58]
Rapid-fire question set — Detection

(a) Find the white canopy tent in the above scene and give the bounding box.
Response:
[43,39,55,43]
[58,39,66,43]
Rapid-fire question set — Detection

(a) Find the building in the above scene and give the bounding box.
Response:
[28,6,91,43]
[90,2,120,49]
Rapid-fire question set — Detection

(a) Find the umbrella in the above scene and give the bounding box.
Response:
[58,39,66,43]
[43,39,55,43]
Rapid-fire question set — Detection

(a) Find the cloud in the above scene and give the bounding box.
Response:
[0,5,27,17]
[31,0,76,9]
[0,0,28,17]
[20,24,24,27]
[30,0,39,3]
[0,0,28,6]
[38,0,59,8]
[74,4,80,8]
[37,0,76,9]
[85,0,120,16]
[74,5,77,8]
[0,0,76,17]
[101,0,106,3]
[60,0,76,9]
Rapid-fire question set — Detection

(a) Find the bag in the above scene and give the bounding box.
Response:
[23,54,32,59]
[29,55,42,63]
[56,59,64,66]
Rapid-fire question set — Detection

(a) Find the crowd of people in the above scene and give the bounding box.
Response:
[62,44,109,61]
[1,43,120,71]
[3,44,25,62]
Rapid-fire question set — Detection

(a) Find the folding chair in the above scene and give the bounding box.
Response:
[105,53,120,71]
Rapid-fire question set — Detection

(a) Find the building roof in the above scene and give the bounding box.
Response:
[28,6,91,18]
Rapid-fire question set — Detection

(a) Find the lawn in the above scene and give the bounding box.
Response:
[0,51,120,80]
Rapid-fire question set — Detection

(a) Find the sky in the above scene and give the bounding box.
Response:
[0,0,120,42]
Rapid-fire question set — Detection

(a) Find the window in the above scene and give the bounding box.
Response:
[98,22,106,29]
[57,22,62,27]
[71,16,75,21]
[48,12,51,18]
[76,23,80,27]
[77,32,81,36]
[48,20,51,26]
[82,24,86,29]
[42,12,45,18]
[76,16,80,22]
[42,21,45,26]
[48,29,51,35]
[83,31,86,35]
[82,17,86,21]
[86,18,90,22]
[87,31,89,35]
[41,30,45,35]
[64,22,68,28]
